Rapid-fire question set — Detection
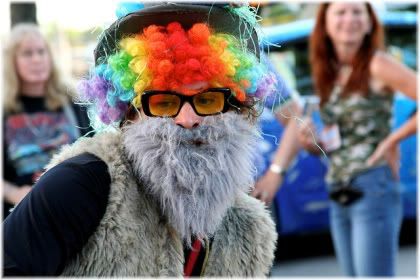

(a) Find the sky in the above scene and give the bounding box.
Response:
[1,0,418,34]
[36,0,121,29]
[0,0,121,36]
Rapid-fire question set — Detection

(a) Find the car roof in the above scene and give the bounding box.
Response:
[261,11,417,47]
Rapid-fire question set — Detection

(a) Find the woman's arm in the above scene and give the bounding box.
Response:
[367,111,417,172]
[297,116,324,155]
[387,111,417,144]
[3,181,32,205]
[370,51,417,100]
[367,52,417,176]
[251,116,302,204]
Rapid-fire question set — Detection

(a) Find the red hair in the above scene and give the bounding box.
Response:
[309,3,384,106]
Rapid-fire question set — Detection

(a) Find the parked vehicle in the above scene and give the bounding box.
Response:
[256,10,417,235]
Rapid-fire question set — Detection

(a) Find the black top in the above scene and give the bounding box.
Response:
[3,153,110,276]
[3,96,92,218]
[3,152,207,276]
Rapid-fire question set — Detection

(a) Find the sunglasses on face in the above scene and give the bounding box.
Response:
[140,88,242,117]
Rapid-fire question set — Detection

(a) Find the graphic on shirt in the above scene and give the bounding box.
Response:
[5,111,79,180]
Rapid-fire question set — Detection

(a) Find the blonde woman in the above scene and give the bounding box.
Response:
[3,23,91,219]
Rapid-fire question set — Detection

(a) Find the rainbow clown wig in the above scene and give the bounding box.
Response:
[78,4,278,129]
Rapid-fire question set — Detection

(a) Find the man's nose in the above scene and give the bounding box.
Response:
[174,102,203,129]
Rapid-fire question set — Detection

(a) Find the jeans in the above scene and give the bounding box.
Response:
[329,165,402,276]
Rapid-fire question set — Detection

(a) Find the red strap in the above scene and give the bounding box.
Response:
[184,239,202,277]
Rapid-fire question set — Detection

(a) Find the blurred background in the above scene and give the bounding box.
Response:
[0,0,418,277]
[0,0,122,82]
[256,2,418,276]
[0,1,417,90]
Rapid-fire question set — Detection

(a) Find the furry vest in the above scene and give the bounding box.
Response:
[45,132,277,277]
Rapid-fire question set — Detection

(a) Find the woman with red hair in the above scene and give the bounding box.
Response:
[298,2,417,276]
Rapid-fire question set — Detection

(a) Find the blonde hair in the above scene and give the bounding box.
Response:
[3,23,75,113]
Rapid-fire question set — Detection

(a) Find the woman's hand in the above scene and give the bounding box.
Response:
[4,182,32,205]
[366,136,400,180]
[251,171,283,205]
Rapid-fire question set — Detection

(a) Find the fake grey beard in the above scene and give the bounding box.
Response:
[122,112,258,246]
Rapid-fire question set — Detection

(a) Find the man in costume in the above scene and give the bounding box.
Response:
[4,3,278,276]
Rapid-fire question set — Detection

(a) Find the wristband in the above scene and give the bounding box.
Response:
[269,163,286,176]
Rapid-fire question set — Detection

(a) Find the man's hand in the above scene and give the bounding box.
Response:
[367,136,400,180]
[251,171,283,205]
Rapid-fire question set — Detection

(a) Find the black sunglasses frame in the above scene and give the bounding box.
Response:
[141,88,242,117]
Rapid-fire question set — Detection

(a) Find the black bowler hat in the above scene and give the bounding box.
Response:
[94,3,260,65]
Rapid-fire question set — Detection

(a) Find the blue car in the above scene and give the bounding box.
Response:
[256,10,417,235]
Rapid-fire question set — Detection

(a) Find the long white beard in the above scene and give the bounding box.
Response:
[122,112,258,246]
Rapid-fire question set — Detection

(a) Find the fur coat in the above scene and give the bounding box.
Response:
[45,132,277,277]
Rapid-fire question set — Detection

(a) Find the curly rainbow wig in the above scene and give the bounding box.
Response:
[78,4,278,128]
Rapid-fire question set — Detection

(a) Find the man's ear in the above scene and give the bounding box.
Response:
[121,105,140,127]
[127,106,139,120]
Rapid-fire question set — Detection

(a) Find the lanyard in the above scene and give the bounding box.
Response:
[183,239,202,277]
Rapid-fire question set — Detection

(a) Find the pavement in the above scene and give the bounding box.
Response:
[270,245,417,277]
